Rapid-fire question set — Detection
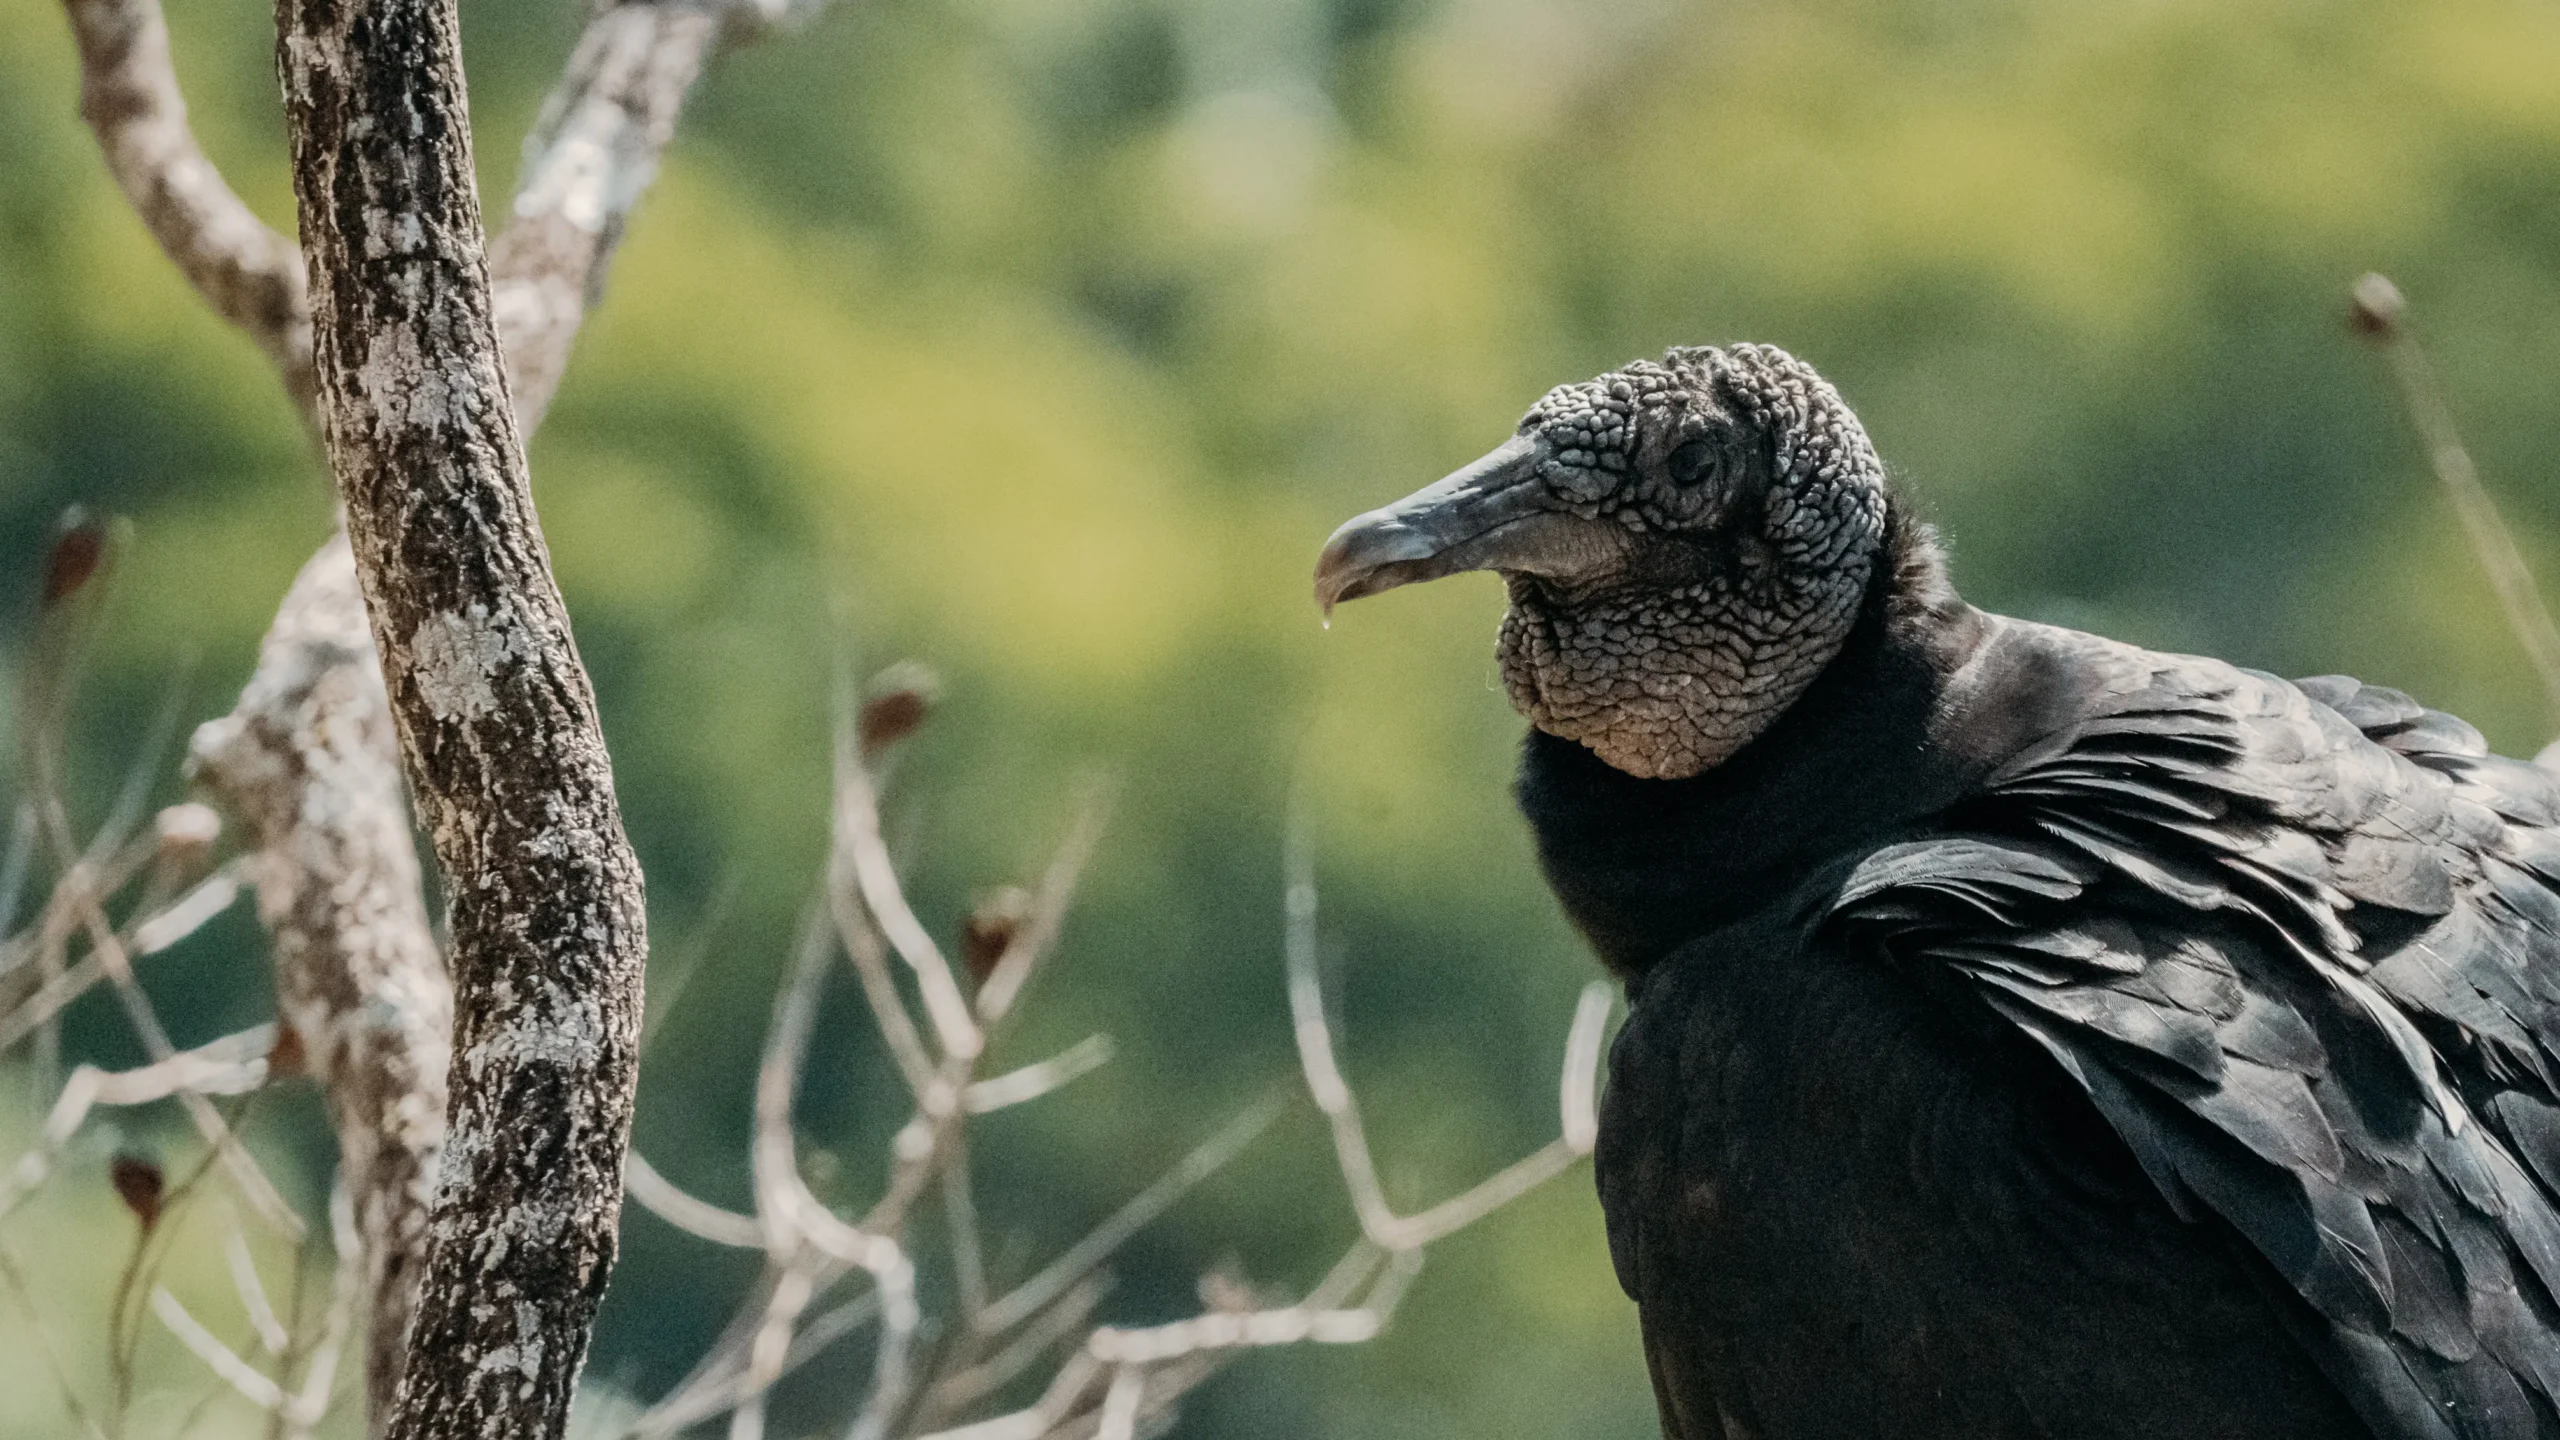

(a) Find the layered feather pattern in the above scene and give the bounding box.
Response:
[1827,627,2560,1438]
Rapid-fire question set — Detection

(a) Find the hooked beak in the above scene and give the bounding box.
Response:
[1313,436,1613,615]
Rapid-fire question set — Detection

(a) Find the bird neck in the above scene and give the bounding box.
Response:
[1513,506,1991,980]
[1495,477,1890,782]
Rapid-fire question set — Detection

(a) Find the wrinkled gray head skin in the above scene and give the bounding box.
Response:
[1314,344,1889,779]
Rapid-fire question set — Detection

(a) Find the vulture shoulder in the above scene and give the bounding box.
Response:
[1822,628,2560,1438]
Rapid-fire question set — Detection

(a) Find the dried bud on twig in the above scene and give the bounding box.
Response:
[859,662,941,757]
[1198,1266,1262,1313]
[110,1153,166,1229]
[154,803,222,868]
[266,1024,308,1080]
[40,507,108,612]
[2350,272,2405,342]
[2353,270,2560,729]
[961,886,1034,984]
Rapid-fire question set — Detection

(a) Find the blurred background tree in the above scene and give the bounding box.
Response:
[2,0,2558,1435]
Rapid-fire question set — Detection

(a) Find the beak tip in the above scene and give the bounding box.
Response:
[1310,518,1383,617]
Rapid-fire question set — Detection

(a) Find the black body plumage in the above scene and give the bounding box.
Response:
[1314,343,2560,1438]
[1530,512,2560,1438]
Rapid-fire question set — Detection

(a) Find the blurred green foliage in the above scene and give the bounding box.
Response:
[3,0,2560,1434]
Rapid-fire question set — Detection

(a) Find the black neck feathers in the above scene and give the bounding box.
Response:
[1514,504,1991,980]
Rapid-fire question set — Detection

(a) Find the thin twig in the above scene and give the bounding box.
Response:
[974,1096,1285,1340]
[625,1152,763,1249]
[59,0,317,414]
[972,795,1111,1031]
[0,1233,111,1440]
[625,1285,882,1439]
[0,862,242,1055]
[1282,822,1396,1243]
[44,850,301,1237]
[918,1279,1104,1424]
[628,1273,797,1440]
[1093,1368,1141,1440]
[0,804,39,942]
[840,1242,923,1440]
[730,1264,815,1440]
[942,1133,989,1323]
[1285,810,1614,1252]
[963,1036,1114,1115]
[282,1182,365,1440]
[740,904,926,1438]
[752,912,852,1250]
[0,1026,274,1223]
[227,1222,292,1356]
[154,1288,286,1412]
[131,867,242,957]
[828,853,937,1096]
[826,700,939,1095]
[834,744,981,1062]
[2355,272,2560,727]
[853,795,1115,1300]
[640,872,741,1053]
[0,831,155,996]
[1086,1251,1425,1365]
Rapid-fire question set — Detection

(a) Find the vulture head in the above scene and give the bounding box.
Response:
[1314,344,1892,780]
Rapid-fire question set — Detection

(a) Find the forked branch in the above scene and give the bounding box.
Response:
[624,724,1614,1440]
[62,0,847,1429]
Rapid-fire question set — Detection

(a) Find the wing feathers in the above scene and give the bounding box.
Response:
[1829,653,2560,1436]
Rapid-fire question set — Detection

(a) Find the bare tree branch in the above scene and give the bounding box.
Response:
[225,1223,293,1357]
[30,827,304,1236]
[60,0,318,415]
[153,1286,288,1413]
[0,1025,273,1224]
[624,1152,763,1249]
[155,1,816,1424]
[897,824,1612,1440]
[0,852,237,1055]
[289,1181,373,1440]
[623,1284,881,1438]
[60,0,782,1425]
[833,740,982,1063]
[602,732,1609,1440]
[273,6,651,1439]
[971,793,1109,1032]
[487,2,729,432]
[58,6,1578,1437]
[964,1035,1114,1115]
[1286,814,1612,1254]
[972,1098,1283,1341]
[190,532,450,1428]
[63,0,770,432]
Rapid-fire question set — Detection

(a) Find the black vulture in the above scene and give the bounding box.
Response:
[1312,343,2560,1439]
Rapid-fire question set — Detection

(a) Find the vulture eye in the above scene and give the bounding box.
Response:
[1666,438,1721,491]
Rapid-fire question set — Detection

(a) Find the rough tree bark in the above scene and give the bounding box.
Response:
[65,0,819,1426]
[64,2,437,1426]
[273,2,650,1436]
[188,534,451,1430]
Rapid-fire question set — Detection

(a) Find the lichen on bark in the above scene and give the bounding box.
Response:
[188,533,450,1433]
[271,2,650,1436]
